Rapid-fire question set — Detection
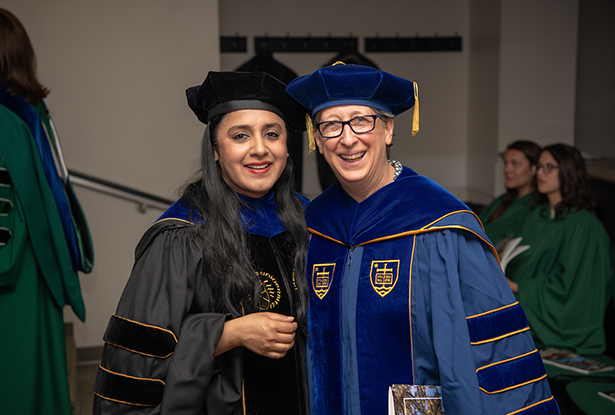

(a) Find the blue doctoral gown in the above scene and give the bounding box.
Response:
[305,166,559,415]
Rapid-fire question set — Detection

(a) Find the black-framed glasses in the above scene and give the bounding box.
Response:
[536,163,559,174]
[316,114,385,138]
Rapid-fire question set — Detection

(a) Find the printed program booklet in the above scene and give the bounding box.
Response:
[539,347,615,374]
[388,384,444,415]
[496,236,530,273]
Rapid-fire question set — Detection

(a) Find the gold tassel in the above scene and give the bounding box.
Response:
[412,81,419,136]
[306,113,316,153]
[305,61,342,152]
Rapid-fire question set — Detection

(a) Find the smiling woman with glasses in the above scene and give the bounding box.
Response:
[316,113,387,138]
[503,143,614,358]
[286,63,559,415]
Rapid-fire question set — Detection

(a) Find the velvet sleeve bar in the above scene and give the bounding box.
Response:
[93,221,239,414]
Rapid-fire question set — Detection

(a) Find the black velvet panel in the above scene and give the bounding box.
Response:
[103,315,177,358]
[93,366,164,407]
[0,168,12,186]
[0,228,10,245]
[185,71,306,130]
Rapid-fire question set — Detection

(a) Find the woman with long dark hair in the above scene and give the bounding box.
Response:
[93,71,310,414]
[479,140,541,248]
[1,8,93,414]
[505,144,613,355]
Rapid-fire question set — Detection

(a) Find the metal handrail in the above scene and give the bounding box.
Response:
[68,170,172,213]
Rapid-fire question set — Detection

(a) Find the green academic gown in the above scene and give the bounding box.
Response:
[505,205,614,355]
[479,192,537,249]
[0,102,82,414]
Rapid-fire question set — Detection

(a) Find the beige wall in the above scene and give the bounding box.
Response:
[220,0,471,200]
[494,0,578,196]
[575,0,615,158]
[3,0,590,349]
[219,0,580,203]
[466,0,502,202]
[466,0,579,199]
[1,0,220,348]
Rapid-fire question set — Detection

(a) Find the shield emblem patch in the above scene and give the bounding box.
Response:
[370,260,400,297]
[312,263,335,300]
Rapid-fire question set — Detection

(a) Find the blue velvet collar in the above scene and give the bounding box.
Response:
[156,190,308,238]
[0,86,38,129]
[306,166,476,246]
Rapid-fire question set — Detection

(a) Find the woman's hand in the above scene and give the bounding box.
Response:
[215,312,297,359]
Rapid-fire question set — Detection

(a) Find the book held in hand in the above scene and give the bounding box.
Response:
[539,347,615,374]
[496,236,530,273]
[388,384,444,415]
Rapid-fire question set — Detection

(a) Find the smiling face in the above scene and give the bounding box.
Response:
[213,109,287,198]
[503,148,535,197]
[314,105,394,201]
[536,150,562,205]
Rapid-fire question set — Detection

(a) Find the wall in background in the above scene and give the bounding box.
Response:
[575,0,615,159]
[219,0,581,203]
[6,0,612,349]
[494,0,578,196]
[219,0,471,200]
[1,0,220,348]
[466,0,501,202]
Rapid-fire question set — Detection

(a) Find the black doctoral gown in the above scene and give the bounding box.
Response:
[93,191,309,415]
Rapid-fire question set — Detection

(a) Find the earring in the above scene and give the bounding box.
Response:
[287,152,290,157]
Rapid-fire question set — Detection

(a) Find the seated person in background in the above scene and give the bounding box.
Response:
[480,140,541,248]
[505,143,614,356]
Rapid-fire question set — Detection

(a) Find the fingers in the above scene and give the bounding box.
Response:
[257,312,298,334]
[237,312,299,359]
[265,339,296,359]
[264,312,295,322]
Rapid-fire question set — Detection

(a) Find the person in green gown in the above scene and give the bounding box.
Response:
[479,140,541,249]
[504,144,614,355]
[0,7,93,415]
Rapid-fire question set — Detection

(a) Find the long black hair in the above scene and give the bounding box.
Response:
[535,143,597,220]
[180,113,309,329]
[485,140,541,224]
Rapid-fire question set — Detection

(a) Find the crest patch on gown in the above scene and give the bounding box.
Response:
[257,271,281,310]
[370,260,399,297]
[312,263,335,299]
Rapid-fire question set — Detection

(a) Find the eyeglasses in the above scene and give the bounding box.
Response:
[316,114,385,139]
[536,163,559,174]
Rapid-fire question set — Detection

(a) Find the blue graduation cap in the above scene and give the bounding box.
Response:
[286,62,419,152]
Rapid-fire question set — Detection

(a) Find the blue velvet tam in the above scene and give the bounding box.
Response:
[286,63,417,119]
[286,62,419,152]
[186,71,306,131]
